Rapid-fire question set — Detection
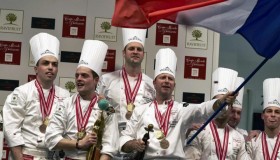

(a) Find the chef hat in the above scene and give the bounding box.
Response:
[122,28,146,48]
[77,40,108,77]
[30,32,60,65]
[263,78,280,110]
[233,77,244,109]
[154,48,177,79]
[211,67,238,98]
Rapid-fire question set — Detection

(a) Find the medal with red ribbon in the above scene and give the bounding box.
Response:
[210,121,229,160]
[122,67,142,119]
[75,95,97,140]
[35,79,55,133]
[154,100,173,149]
[261,132,280,160]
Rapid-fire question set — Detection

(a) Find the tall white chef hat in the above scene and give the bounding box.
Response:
[211,67,238,98]
[263,78,280,110]
[30,32,60,65]
[233,77,245,109]
[154,48,177,79]
[77,40,108,77]
[122,28,146,48]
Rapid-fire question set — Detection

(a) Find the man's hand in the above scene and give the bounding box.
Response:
[221,91,238,105]
[121,139,147,153]
[78,132,98,150]
[246,130,261,141]
[185,123,203,138]
[191,123,203,130]
[133,139,146,152]
[213,91,238,111]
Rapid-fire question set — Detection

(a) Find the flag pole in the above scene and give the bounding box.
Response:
[187,57,270,145]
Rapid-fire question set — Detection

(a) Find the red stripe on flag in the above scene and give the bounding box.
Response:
[112,0,226,28]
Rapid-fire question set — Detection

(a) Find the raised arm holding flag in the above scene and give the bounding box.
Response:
[111,0,280,145]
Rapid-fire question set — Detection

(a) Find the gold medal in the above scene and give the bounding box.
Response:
[155,130,165,140]
[76,130,86,140]
[43,117,50,126]
[39,117,50,133]
[127,103,135,112]
[160,138,169,149]
[39,124,47,133]
[125,111,132,120]
[125,103,135,119]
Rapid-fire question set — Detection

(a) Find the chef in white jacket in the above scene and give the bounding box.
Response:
[185,67,249,160]
[45,40,118,160]
[96,28,155,129]
[246,78,280,160]
[3,33,70,160]
[96,28,155,160]
[228,77,248,137]
[120,49,237,159]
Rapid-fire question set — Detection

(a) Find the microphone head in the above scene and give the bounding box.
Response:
[98,99,109,111]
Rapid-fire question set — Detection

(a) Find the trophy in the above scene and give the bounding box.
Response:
[134,124,154,160]
[86,97,113,160]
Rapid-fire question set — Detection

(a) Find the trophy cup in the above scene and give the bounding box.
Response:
[86,98,113,160]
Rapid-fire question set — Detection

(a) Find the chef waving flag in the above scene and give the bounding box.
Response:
[112,0,280,59]
[112,0,280,144]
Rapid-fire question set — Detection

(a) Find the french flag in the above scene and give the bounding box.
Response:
[112,0,280,58]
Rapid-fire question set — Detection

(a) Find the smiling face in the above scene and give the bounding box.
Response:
[262,106,280,130]
[34,55,58,85]
[75,66,99,98]
[228,107,242,128]
[153,73,175,100]
[123,42,144,67]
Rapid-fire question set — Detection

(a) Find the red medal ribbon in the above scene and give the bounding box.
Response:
[154,100,173,136]
[75,95,97,132]
[35,79,55,120]
[261,132,280,160]
[210,121,229,160]
[122,67,142,105]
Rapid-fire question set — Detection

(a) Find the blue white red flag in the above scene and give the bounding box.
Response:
[112,0,280,58]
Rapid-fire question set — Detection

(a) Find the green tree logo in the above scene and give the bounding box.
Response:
[100,21,111,33]
[6,13,17,25]
[65,81,76,92]
[192,30,202,41]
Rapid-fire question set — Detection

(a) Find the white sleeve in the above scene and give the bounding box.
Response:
[119,107,143,150]
[3,89,26,147]
[245,139,254,159]
[185,130,202,160]
[237,141,251,160]
[101,114,119,157]
[182,99,217,124]
[45,99,68,150]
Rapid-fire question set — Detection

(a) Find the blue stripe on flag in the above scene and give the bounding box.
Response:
[237,0,280,58]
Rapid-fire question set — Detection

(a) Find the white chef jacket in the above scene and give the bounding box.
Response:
[45,93,118,159]
[184,127,202,160]
[96,70,155,126]
[185,123,249,160]
[236,127,248,138]
[246,132,280,160]
[120,99,217,159]
[3,80,70,152]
